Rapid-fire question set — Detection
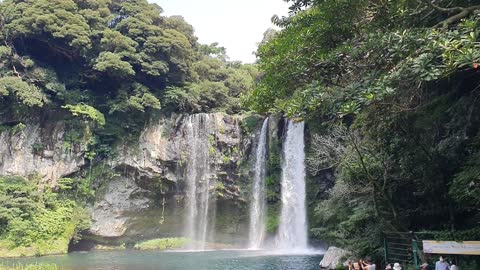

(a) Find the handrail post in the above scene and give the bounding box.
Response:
[412,239,419,270]
[383,232,388,264]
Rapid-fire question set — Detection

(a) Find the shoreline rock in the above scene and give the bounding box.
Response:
[319,246,351,269]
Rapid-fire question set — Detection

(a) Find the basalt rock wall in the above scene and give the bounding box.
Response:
[0,112,265,247]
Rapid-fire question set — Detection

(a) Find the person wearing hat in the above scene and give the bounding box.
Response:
[392,263,402,270]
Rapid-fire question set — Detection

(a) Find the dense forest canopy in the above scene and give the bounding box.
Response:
[246,0,480,260]
[0,0,259,141]
[0,0,260,256]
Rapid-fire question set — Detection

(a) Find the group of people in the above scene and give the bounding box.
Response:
[385,256,458,270]
[348,258,377,270]
[431,255,458,270]
[384,263,402,270]
[348,255,458,270]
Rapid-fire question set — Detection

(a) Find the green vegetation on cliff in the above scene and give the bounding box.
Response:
[0,176,89,257]
[0,0,259,256]
[0,0,258,144]
[246,0,480,261]
[133,237,189,250]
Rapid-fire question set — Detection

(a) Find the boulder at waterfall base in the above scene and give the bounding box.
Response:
[319,247,351,269]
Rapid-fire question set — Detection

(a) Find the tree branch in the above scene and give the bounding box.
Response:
[418,1,480,27]
[12,65,21,79]
[421,0,463,13]
[436,6,480,27]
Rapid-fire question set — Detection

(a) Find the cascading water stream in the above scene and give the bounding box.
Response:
[276,120,308,251]
[248,118,269,249]
[183,114,215,250]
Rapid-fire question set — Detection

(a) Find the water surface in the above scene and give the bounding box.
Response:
[1,250,324,270]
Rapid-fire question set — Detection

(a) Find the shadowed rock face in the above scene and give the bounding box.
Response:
[89,176,150,238]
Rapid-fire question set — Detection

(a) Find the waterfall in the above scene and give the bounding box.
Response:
[248,118,269,249]
[183,114,215,250]
[276,120,308,250]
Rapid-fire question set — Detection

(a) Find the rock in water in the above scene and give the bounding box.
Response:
[319,246,351,269]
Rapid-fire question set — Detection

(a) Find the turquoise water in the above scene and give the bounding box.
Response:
[1,250,324,270]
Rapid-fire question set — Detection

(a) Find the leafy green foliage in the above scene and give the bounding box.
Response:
[62,104,106,126]
[450,150,480,209]
[246,0,480,260]
[0,77,45,107]
[266,206,280,234]
[0,0,257,147]
[0,176,89,257]
[93,52,135,78]
[3,0,92,50]
[164,61,259,113]
[240,115,261,134]
[246,1,480,119]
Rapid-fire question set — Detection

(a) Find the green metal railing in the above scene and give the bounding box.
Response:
[383,232,422,269]
[384,231,480,269]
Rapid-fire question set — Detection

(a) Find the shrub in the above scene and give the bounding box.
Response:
[0,176,89,257]
[240,115,261,134]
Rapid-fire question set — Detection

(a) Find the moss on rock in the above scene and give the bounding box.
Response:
[133,237,189,250]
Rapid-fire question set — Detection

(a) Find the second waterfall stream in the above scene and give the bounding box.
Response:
[248,118,309,251]
[248,118,269,249]
[276,120,308,251]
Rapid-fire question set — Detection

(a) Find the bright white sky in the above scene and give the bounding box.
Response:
[150,0,290,63]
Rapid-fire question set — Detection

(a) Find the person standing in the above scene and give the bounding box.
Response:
[435,256,450,270]
[361,258,376,270]
[348,260,361,270]
[392,262,402,270]
[450,262,458,270]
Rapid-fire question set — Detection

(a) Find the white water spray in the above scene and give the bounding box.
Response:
[276,120,308,251]
[183,114,215,249]
[248,118,269,249]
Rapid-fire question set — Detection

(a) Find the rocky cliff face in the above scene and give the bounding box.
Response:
[0,120,86,187]
[0,113,334,249]
[88,113,258,245]
[0,112,264,246]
